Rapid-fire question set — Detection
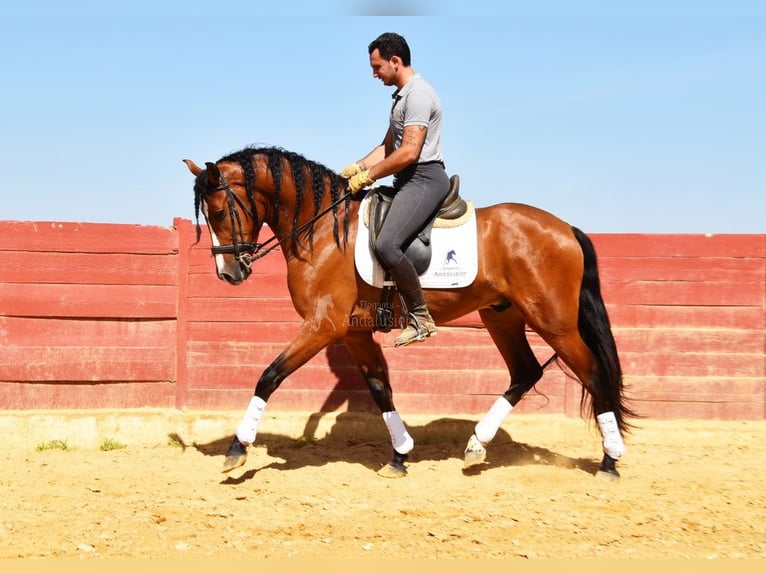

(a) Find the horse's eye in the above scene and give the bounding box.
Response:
[211,210,226,222]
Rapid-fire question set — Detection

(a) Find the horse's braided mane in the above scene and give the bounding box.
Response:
[215,146,350,249]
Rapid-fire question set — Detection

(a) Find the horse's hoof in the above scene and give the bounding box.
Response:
[378,463,408,478]
[463,449,486,469]
[595,453,620,480]
[378,451,408,478]
[463,434,487,469]
[595,469,620,481]
[221,453,247,473]
[221,437,248,474]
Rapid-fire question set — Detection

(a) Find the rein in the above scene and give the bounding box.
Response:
[209,168,352,271]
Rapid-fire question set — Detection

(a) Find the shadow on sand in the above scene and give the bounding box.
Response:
[169,344,600,482]
[170,412,600,484]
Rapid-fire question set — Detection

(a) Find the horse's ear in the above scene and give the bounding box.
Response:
[182,159,203,176]
[205,162,222,187]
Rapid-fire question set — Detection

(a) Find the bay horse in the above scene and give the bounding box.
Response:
[183,146,635,480]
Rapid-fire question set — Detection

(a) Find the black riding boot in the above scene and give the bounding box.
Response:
[388,258,437,347]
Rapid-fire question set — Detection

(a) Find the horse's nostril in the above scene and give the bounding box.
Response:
[219,268,243,285]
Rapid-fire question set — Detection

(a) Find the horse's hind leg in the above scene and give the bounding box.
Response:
[464,307,545,469]
[547,331,626,479]
[343,330,412,478]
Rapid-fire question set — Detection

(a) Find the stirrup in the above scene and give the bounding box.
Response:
[394,312,437,347]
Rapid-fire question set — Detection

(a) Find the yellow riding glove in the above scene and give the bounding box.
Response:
[347,170,375,194]
[339,162,362,179]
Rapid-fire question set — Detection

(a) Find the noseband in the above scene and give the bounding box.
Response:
[205,167,352,269]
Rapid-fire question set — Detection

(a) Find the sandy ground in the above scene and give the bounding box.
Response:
[0,409,764,559]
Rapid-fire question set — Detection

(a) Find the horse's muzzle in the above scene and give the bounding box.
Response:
[219,259,252,285]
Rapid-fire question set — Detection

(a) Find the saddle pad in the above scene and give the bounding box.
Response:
[355,194,479,289]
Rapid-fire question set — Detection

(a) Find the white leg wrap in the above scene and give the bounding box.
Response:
[475,397,513,444]
[597,411,625,459]
[382,410,414,454]
[236,396,267,445]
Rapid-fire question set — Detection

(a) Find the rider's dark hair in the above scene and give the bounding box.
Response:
[368,32,411,67]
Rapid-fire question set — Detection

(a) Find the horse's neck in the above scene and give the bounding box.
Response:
[267,189,357,260]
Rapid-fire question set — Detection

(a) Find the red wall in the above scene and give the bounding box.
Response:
[1,219,763,419]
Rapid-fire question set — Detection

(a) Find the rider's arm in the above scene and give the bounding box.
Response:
[367,125,426,181]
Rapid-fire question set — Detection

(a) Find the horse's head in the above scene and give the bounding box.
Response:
[185,146,353,286]
[183,158,261,285]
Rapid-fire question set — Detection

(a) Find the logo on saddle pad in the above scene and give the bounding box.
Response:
[354,188,479,289]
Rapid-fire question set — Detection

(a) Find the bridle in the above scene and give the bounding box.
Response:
[206,167,352,272]
[205,169,259,271]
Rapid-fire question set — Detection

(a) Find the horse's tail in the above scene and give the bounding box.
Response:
[571,226,636,434]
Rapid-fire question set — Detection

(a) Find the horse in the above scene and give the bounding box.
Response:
[183,145,636,480]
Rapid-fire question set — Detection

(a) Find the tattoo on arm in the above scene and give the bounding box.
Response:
[402,125,427,155]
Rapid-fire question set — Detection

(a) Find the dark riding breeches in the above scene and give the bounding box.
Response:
[373,162,451,270]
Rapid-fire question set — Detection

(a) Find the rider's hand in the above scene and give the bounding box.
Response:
[348,170,375,194]
[339,162,363,179]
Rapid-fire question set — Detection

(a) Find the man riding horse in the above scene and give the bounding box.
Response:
[341,32,450,347]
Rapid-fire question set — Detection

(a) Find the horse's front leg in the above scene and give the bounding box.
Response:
[221,320,342,474]
[343,330,412,478]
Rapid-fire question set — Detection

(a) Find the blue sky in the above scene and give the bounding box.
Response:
[1,1,764,233]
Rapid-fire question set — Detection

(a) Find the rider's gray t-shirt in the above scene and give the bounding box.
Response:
[389,74,444,165]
